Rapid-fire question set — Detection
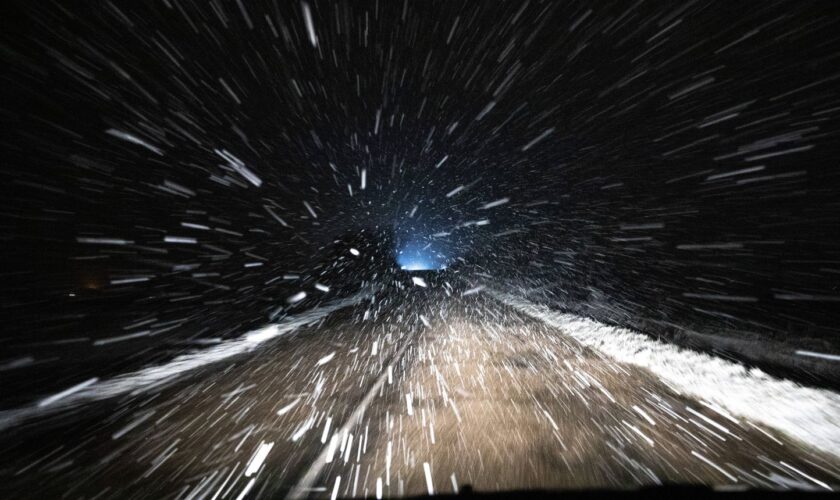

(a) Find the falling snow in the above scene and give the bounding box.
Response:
[2,1,840,498]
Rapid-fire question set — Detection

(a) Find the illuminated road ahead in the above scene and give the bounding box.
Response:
[1,289,838,498]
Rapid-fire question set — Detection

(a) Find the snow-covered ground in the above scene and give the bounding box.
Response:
[493,290,840,459]
[0,293,367,431]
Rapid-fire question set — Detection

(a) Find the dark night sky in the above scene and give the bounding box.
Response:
[2,1,840,399]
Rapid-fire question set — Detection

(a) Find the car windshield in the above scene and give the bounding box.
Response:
[2,1,839,498]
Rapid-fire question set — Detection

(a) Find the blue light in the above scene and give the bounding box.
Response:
[396,240,448,271]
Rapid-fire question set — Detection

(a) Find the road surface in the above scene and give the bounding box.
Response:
[1,286,838,498]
